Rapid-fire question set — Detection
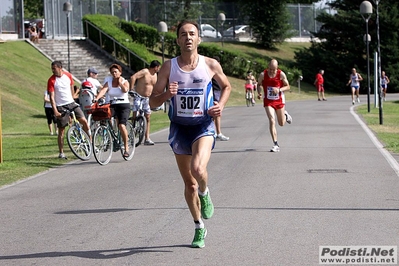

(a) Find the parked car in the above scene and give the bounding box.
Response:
[223,25,252,39]
[200,24,222,38]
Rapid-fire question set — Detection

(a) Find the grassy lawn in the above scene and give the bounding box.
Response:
[1,39,392,187]
[356,101,399,153]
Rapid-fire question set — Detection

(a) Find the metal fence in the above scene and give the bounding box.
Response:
[287,3,334,38]
[42,0,333,39]
[0,0,19,35]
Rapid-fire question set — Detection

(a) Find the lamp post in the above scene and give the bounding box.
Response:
[373,0,383,124]
[218,13,225,46]
[63,2,72,72]
[157,21,167,64]
[157,21,168,112]
[360,1,372,113]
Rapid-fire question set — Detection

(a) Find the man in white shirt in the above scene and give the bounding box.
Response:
[85,67,103,94]
[79,67,104,113]
[47,61,91,159]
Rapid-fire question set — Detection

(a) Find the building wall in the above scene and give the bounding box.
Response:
[0,0,23,37]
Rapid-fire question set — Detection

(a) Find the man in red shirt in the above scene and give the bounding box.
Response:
[47,61,90,159]
[257,59,292,152]
[314,69,326,101]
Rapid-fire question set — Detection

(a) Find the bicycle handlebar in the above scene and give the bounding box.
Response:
[128,91,146,99]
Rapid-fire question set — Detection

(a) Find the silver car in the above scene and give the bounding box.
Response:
[223,25,252,39]
[200,24,222,38]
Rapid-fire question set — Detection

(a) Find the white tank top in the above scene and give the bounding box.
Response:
[351,73,360,87]
[168,55,214,125]
[104,76,129,104]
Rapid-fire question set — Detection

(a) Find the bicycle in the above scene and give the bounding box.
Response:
[63,108,93,161]
[129,91,147,147]
[91,100,136,165]
[245,88,255,107]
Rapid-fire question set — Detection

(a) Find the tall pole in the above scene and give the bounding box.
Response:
[218,13,225,47]
[161,35,164,64]
[63,2,72,73]
[375,0,383,124]
[157,21,167,64]
[67,14,70,72]
[157,21,168,113]
[366,30,370,113]
[360,1,373,113]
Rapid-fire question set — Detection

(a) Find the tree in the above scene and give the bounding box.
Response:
[235,0,293,49]
[24,0,44,18]
[295,0,399,93]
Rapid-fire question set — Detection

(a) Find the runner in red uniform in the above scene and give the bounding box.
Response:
[314,69,326,101]
[257,59,292,152]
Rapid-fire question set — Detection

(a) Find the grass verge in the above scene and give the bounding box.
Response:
[356,101,399,154]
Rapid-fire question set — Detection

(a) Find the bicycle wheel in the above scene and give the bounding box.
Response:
[67,125,92,160]
[251,92,255,106]
[133,116,146,147]
[121,121,136,161]
[92,125,113,165]
[246,92,251,107]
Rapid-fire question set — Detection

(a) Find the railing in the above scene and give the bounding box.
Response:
[84,20,148,72]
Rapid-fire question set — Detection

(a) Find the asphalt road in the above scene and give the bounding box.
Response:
[1,94,399,266]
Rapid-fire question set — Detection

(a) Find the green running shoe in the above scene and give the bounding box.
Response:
[191,228,207,248]
[199,191,214,219]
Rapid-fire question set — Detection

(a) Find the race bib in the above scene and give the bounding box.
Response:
[176,88,205,117]
[266,87,280,100]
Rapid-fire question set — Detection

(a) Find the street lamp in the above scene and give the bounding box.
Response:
[373,0,383,124]
[218,13,225,46]
[63,2,72,72]
[360,1,372,113]
[157,21,168,112]
[157,21,167,64]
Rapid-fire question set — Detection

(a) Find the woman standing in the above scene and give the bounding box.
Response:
[381,71,390,101]
[94,64,131,157]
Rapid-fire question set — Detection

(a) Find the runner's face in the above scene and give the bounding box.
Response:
[268,65,277,76]
[51,65,62,77]
[177,23,200,51]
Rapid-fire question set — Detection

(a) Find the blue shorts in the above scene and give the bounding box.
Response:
[382,84,388,89]
[352,85,359,90]
[169,121,215,155]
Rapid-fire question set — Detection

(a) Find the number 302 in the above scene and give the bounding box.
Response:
[180,96,200,109]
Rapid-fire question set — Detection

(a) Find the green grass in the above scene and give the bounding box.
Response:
[0,39,379,187]
[356,101,399,153]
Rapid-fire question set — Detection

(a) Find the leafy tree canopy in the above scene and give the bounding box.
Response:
[24,0,44,19]
[295,0,399,93]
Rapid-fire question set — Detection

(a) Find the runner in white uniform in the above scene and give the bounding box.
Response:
[149,20,231,249]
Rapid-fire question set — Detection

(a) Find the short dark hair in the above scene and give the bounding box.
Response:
[149,60,161,68]
[176,20,199,37]
[51,60,62,68]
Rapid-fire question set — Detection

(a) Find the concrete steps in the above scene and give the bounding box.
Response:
[35,39,134,82]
